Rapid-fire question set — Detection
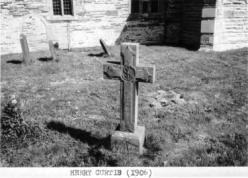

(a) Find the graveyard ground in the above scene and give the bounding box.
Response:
[1,45,248,166]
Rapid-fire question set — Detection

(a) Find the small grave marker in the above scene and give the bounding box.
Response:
[49,40,58,61]
[100,39,111,57]
[103,43,156,154]
[20,34,30,64]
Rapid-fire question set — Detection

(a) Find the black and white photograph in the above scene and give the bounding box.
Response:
[0,0,248,177]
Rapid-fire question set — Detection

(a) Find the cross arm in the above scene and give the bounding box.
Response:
[103,63,156,83]
[136,65,156,83]
[103,63,122,80]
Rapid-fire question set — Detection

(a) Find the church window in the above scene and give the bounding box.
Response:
[52,0,73,16]
[131,0,159,14]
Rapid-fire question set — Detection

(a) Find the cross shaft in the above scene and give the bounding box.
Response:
[103,43,155,133]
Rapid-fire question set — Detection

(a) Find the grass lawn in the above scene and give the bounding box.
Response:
[1,45,248,166]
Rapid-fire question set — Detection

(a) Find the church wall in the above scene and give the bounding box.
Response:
[214,0,248,51]
[0,0,166,55]
[164,0,183,45]
[0,0,130,55]
[0,0,50,54]
[181,0,204,49]
[1,0,247,55]
[115,17,165,45]
[163,0,215,50]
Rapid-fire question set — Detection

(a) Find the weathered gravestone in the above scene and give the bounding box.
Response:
[103,43,156,154]
[48,40,58,61]
[20,34,30,64]
[100,39,112,57]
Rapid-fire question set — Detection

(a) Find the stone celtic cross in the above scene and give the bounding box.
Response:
[103,43,155,154]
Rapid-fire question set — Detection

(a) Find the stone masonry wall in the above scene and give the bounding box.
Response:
[214,0,248,51]
[199,0,216,50]
[1,0,50,54]
[181,0,204,49]
[116,17,165,45]
[164,0,183,44]
[0,0,167,55]
[117,0,166,45]
[1,0,130,55]
[164,0,215,50]
[1,0,248,55]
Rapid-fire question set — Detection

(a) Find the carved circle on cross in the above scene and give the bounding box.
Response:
[121,65,136,82]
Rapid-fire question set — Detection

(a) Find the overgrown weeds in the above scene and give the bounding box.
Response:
[1,95,42,147]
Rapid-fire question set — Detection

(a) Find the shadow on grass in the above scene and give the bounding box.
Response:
[6,60,23,64]
[88,52,110,58]
[107,61,120,65]
[38,57,53,62]
[46,121,111,149]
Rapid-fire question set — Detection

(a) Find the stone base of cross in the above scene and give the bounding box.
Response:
[103,43,155,155]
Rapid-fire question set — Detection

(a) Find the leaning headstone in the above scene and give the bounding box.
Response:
[103,43,156,155]
[20,34,30,64]
[48,40,58,61]
[100,39,111,57]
